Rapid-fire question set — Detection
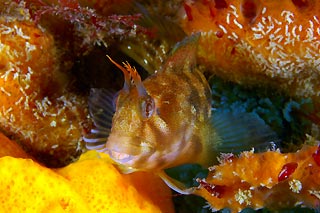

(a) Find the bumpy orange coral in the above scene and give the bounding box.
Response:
[0,2,89,166]
[180,0,320,99]
[0,133,174,212]
[195,145,320,212]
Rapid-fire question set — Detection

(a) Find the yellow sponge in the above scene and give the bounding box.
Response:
[0,156,90,212]
[56,151,174,213]
[0,132,174,212]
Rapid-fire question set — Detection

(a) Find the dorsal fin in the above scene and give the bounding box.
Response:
[161,33,200,73]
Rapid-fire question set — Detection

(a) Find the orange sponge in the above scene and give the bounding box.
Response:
[195,145,320,212]
[180,0,320,99]
[0,3,89,166]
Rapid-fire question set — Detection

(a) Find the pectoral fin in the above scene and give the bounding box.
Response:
[158,171,195,195]
[210,110,279,154]
[83,88,116,150]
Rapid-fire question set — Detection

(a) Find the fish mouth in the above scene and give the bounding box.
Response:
[107,149,133,164]
[106,134,155,164]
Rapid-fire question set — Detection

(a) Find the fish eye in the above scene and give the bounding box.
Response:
[140,95,155,119]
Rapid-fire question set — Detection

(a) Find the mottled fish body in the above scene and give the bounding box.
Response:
[109,47,212,171]
[84,34,277,193]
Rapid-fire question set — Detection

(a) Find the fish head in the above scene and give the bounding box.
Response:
[85,34,210,173]
[107,92,157,170]
[105,50,206,172]
[104,57,172,172]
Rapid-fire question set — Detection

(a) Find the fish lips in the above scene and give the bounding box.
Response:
[106,134,155,164]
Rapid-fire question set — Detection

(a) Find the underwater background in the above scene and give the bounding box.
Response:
[0,0,320,212]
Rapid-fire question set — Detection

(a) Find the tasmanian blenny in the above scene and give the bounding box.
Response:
[84,34,277,194]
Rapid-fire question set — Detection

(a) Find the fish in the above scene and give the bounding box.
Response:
[83,33,278,194]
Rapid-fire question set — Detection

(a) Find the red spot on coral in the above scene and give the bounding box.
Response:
[312,145,320,166]
[278,162,298,182]
[33,33,41,38]
[215,30,224,38]
[210,9,216,18]
[196,178,225,198]
[231,47,236,55]
[90,16,99,28]
[58,0,80,9]
[241,0,259,22]
[292,0,309,8]
[214,0,228,9]
[208,5,216,18]
[183,3,193,21]
[202,0,216,18]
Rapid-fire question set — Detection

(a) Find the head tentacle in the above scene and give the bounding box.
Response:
[123,62,148,97]
[107,55,131,92]
[107,55,148,97]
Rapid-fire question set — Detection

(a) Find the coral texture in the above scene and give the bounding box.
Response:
[0,3,89,166]
[0,0,154,167]
[195,145,320,212]
[180,0,320,99]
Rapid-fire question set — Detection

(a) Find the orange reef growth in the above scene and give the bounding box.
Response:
[17,0,147,53]
[195,145,320,212]
[0,0,153,167]
[180,0,320,99]
[0,1,89,166]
